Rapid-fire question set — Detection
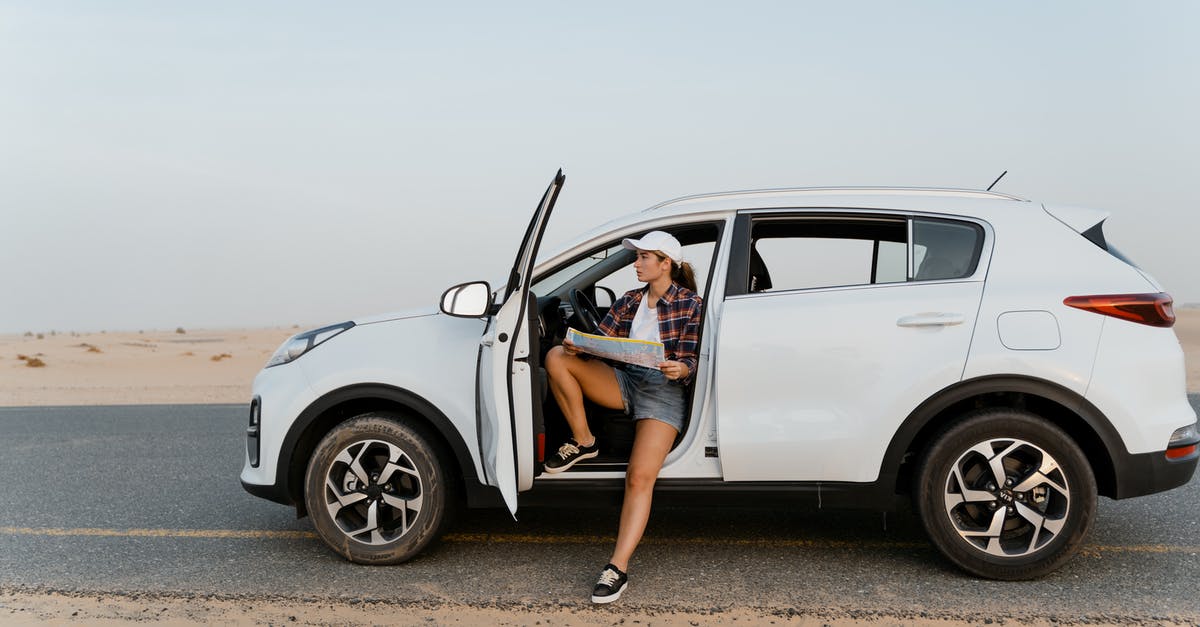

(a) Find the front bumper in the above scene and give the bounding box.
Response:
[241,477,292,505]
[239,362,319,506]
[241,393,293,504]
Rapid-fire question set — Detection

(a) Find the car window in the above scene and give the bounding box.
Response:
[531,243,625,298]
[747,217,908,292]
[912,218,984,281]
[597,240,715,300]
[532,223,722,302]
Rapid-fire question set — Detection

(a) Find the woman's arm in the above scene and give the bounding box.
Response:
[672,299,703,384]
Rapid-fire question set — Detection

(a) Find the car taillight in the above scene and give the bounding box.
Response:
[1166,445,1197,460]
[1063,292,1175,328]
[1166,423,1199,461]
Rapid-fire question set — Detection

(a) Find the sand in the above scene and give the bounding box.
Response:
[2,588,1193,626]
[2,310,1197,407]
[1174,308,1200,393]
[0,327,295,406]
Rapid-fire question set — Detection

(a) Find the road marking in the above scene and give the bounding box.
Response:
[1,526,1197,555]
[0,526,317,540]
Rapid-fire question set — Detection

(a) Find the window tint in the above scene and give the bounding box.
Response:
[736,215,984,294]
[912,219,984,281]
[748,218,907,292]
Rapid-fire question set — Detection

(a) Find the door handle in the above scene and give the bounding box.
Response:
[897,312,965,327]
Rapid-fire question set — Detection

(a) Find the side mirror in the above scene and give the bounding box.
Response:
[440,281,494,318]
[594,285,617,309]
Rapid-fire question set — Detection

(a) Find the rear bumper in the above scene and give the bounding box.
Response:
[1112,448,1198,499]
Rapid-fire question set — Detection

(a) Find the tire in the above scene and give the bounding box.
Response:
[304,412,454,564]
[914,408,1097,580]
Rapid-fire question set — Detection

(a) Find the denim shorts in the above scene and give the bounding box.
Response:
[612,364,686,432]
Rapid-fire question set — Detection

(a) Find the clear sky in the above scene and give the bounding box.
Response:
[2,2,1197,333]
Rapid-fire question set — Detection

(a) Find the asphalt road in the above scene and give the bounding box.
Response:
[1,400,1198,623]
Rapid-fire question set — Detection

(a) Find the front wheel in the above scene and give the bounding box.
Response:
[304,412,454,564]
[915,409,1097,580]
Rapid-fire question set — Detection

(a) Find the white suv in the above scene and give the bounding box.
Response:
[241,171,1197,579]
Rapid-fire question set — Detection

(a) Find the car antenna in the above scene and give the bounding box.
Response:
[986,170,1008,191]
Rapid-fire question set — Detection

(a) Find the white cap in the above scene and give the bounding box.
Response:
[622,230,682,263]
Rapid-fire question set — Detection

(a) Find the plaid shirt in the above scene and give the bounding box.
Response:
[598,282,703,386]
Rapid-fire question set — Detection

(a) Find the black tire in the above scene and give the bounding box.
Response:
[914,408,1097,580]
[304,412,454,564]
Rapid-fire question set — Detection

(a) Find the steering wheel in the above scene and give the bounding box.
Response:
[567,288,603,335]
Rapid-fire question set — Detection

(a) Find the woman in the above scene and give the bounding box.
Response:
[542,230,703,604]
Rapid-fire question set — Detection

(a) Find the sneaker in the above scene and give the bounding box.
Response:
[543,438,598,473]
[591,563,628,604]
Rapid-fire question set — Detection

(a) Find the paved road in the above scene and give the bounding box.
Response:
[1,400,1198,622]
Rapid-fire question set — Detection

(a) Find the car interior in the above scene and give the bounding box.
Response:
[529,223,722,472]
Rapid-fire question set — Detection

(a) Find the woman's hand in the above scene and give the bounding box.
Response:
[658,360,689,381]
[562,338,582,356]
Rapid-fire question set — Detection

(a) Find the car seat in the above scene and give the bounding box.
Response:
[749,247,772,292]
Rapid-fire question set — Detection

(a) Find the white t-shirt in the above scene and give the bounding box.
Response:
[629,294,661,343]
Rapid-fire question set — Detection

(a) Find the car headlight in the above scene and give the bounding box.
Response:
[265,321,355,368]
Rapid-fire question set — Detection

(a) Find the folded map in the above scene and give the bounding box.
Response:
[565,327,665,369]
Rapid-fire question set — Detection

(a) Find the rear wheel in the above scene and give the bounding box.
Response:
[304,412,454,564]
[915,408,1096,580]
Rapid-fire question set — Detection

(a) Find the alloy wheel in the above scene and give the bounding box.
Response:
[942,437,1071,558]
[322,439,424,545]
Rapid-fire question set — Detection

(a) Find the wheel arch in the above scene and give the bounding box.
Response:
[882,375,1124,499]
[277,383,497,516]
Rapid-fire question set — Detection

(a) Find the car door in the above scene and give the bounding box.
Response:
[477,170,564,515]
[715,211,989,482]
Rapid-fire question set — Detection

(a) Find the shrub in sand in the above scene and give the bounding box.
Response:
[83,344,102,353]
[36,333,44,339]
[176,327,186,334]
[23,331,32,337]
[25,357,46,368]
[17,354,28,361]
[182,351,195,357]
[211,353,233,362]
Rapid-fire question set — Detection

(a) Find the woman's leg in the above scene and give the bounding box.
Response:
[608,418,678,571]
[544,345,624,445]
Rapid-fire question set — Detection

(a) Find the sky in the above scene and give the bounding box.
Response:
[2,2,1197,334]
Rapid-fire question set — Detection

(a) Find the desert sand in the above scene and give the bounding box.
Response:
[1175,308,1200,392]
[4,588,1193,626]
[2,310,1197,407]
[0,327,295,406]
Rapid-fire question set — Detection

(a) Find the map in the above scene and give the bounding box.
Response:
[565,327,665,369]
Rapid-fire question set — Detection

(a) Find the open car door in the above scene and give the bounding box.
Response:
[476,170,564,516]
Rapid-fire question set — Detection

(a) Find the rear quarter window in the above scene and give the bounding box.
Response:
[912,218,984,281]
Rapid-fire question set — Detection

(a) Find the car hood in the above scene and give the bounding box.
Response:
[353,305,441,326]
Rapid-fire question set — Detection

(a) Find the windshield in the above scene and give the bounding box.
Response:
[531,243,626,297]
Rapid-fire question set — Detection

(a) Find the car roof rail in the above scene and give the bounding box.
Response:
[644,186,1029,212]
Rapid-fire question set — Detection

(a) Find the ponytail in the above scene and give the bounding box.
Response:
[671,261,698,293]
[650,249,698,293]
